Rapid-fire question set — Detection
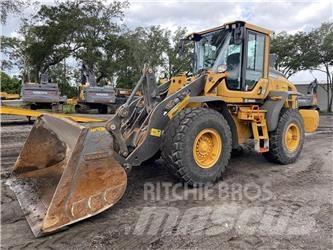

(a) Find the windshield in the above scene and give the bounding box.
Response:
[193,29,231,72]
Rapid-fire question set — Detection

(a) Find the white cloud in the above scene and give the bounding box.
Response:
[2,0,332,82]
[123,0,332,34]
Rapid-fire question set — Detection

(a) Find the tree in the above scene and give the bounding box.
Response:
[1,36,18,71]
[304,23,333,112]
[271,23,333,112]
[270,32,304,78]
[165,27,193,78]
[0,71,21,94]
[0,0,26,24]
[23,0,128,81]
[72,0,128,82]
[48,62,78,98]
[116,26,171,88]
[0,32,37,82]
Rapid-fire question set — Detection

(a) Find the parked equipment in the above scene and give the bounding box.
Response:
[21,73,66,111]
[298,78,319,110]
[75,64,127,114]
[0,106,106,123]
[10,21,319,237]
[0,92,20,100]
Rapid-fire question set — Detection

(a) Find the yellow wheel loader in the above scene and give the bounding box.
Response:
[9,21,319,237]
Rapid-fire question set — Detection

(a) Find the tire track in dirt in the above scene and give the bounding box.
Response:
[1,117,332,249]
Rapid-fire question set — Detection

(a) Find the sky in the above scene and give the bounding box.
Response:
[1,0,333,83]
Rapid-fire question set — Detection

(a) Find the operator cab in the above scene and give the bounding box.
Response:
[186,21,271,92]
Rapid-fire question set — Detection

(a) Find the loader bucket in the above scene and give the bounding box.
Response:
[8,114,127,237]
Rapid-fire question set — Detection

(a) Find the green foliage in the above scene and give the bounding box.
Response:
[116,26,171,88]
[165,27,193,77]
[309,23,333,67]
[23,0,128,81]
[271,23,333,77]
[63,104,75,114]
[2,1,191,90]
[309,22,333,111]
[271,22,333,111]
[0,0,26,24]
[270,32,303,78]
[48,63,78,98]
[0,71,21,94]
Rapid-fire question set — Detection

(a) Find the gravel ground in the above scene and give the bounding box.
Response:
[1,115,332,249]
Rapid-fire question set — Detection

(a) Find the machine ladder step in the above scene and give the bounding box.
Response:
[251,120,269,153]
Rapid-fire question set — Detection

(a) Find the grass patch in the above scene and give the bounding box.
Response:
[63,104,75,114]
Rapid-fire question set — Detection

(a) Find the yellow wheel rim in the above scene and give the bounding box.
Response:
[284,123,301,152]
[193,128,222,169]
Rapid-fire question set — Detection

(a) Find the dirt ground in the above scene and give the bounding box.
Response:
[1,115,332,249]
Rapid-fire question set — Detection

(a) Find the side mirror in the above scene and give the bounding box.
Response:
[159,72,166,79]
[217,64,227,73]
[269,53,278,67]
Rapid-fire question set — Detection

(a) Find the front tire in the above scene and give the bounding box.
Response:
[264,109,304,164]
[161,108,232,186]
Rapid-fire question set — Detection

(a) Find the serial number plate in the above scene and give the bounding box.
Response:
[32,91,48,95]
[95,93,109,96]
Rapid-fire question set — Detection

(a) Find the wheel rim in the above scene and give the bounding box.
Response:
[193,128,222,168]
[284,123,301,152]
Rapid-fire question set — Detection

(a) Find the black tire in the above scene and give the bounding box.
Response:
[231,145,244,158]
[51,104,59,112]
[161,108,232,186]
[30,104,37,110]
[142,151,161,165]
[75,104,82,113]
[98,106,108,114]
[263,109,304,164]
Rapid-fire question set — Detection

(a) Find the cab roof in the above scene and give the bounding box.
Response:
[187,21,272,39]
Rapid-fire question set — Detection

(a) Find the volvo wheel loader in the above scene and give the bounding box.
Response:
[9,21,319,237]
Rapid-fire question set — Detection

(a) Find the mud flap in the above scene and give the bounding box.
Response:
[8,114,127,237]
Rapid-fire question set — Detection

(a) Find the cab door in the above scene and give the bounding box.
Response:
[242,30,268,91]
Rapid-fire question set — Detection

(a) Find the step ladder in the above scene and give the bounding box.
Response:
[236,105,269,153]
[251,119,269,153]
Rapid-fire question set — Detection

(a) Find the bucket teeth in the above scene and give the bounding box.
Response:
[9,115,127,237]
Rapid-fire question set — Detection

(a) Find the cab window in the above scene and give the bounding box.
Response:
[245,31,265,90]
[225,33,242,90]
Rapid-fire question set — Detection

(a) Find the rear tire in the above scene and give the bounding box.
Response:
[52,104,61,112]
[75,104,82,113]
[161,108,232,186]
[263,109,304,164]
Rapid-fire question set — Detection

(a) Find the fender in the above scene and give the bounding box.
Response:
[188,96,239,149]
[261,91,290,131]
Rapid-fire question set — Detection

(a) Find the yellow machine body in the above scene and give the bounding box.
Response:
[168,22,318,144]
[0,92,20,100]
[9,21,320,238]
[299,109,320,133]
